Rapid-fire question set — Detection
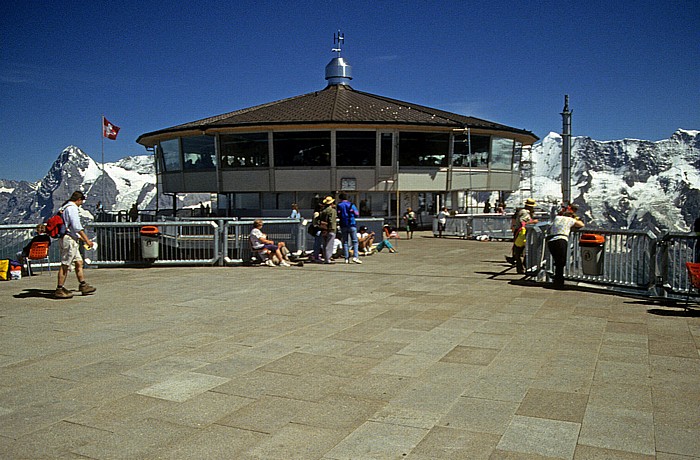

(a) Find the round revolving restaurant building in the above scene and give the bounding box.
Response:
[137,35,538,218]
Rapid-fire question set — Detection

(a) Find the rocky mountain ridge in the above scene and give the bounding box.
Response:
[521,129,699,232]
[1,129,698,231]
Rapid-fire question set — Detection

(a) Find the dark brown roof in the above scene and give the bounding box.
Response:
[137,85,538,144]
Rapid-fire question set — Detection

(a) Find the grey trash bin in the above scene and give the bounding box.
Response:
[580,233,604,275]
[140,225,160,260]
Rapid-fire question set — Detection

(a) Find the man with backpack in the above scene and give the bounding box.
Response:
[54,191,96,299]
[337,193,362,264]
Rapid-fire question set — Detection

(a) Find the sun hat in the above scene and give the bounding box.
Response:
[322,196,335,205]
[524,198,537,207]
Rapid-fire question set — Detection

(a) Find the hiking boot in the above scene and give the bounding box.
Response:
[79,283,96,295]
[54,287,73,299]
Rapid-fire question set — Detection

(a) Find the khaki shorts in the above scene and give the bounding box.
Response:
[59,236,82,269]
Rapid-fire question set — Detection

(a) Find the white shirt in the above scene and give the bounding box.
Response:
[438,210,448,224]
[60,202,83,240]
[549,215,577,242]
[249,228,266,249]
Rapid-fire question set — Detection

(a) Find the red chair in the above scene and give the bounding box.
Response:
[26,241,51,275]
[687,263,700,290]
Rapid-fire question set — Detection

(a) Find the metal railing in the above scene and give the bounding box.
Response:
[90,221,221,266]
[524,224,700,300]
[2,219,697,301]
[0,217,388,267]
[431,213,548,240]
[222,219,306,265]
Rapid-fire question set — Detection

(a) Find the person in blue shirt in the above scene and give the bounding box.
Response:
[337,193,362,264]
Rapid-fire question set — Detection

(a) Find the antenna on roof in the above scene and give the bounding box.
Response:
[325,30,352,86]
[332,30,344,56]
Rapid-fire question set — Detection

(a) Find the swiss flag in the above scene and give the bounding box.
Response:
[103,117,120,140]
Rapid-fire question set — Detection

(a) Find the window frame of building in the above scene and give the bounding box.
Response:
[159,138,182,172]
[181,135,217,171]
[273,131,331,167]
[490,137,515,171]
[452,133,491,168]
[219,132,269,168]
[380,132,394,167]
[398,131,450,167]
[512,141,523,171]
[335,130,376,167]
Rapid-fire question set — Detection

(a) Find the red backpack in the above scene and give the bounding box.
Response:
[45,212,66,239]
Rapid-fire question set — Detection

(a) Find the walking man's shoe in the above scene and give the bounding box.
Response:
[54,287,74,299]
[79,283,96,295]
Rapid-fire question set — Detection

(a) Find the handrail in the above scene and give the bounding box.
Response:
[2,220,698,300]
[524,224,699,300]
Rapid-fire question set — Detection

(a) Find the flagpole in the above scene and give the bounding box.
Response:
[101,115,105,210]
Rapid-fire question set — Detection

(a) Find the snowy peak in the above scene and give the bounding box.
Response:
[525,129,700,232]
[0,145,209,225]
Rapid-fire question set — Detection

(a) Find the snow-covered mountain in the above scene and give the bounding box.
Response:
[516,129,699,232]
[1,130,698,231]
[0,146,206,225]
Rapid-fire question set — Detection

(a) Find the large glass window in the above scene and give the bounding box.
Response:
[380,132,393,166]
[273,131,330,166]
[336,131,376,166]
[220,133,268,168]
[159,139,181,172]
[182,135,216,170]
[398,132,449,167]
[452,134,490,168]
[491,137,515,170]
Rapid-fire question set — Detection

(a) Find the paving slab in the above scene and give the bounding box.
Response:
[1,232,698,458]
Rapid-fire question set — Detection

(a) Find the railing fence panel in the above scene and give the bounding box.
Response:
[1,221,698,301]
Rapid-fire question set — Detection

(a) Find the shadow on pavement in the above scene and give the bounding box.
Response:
[14,289,59,300]
[646,307,700,317]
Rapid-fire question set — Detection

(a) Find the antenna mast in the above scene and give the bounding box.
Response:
[561,95,572,205]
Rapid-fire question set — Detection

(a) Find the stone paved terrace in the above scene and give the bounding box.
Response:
[0,232,698,459]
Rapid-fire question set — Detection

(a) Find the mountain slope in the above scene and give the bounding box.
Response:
[520,129,699,231]
[0,146,205,225]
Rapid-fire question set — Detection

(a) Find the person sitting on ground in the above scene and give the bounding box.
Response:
[332,236,344,259]
[17,224,51,263]
[358,226,375,255]
[375,225,397,253]
[249,219,291,267]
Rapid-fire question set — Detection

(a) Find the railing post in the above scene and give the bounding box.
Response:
[652,231,668,298]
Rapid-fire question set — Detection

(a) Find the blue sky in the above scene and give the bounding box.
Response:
[2,0,698,181]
